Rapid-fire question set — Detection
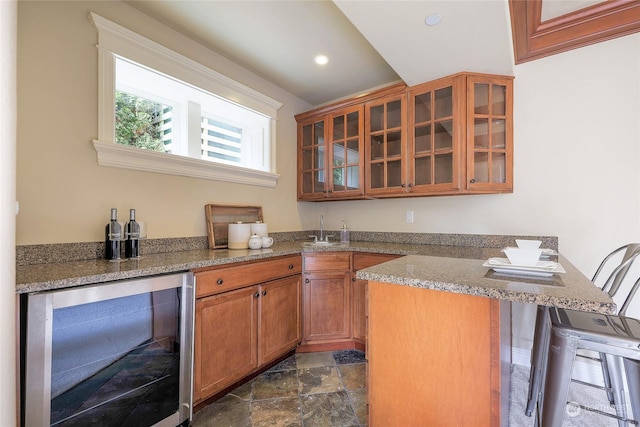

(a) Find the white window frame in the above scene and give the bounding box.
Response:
[90,12,282,187]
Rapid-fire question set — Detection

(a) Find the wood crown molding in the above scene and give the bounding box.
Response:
[509,0,640,64]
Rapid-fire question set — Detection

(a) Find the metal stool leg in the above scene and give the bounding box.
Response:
[526,306,550,417]
[605,354,630,427]
[623,358,640,423]
[541,327,578,426]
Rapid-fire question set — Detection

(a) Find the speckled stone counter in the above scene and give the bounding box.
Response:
[16,234,613,315]
[357,254,614,314]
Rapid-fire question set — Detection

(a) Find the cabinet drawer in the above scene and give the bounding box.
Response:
[353,253,400,271]
[195,255,302,298]
[303,253,351,272]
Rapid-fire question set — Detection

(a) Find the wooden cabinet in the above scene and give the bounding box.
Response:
[352,253,400,347]
[365,93,408,196]
[296,83,406,201]
[367,281,511,426]
[192,255,301,404]
[193,285,258,403]
[299,252,352,351]
[298,105,365,200]
[296,72,513,200]
[299,252,399,352]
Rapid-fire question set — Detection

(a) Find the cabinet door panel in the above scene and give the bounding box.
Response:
[303,272,351,342]
[328,105,364,198]
[193,286,258,402]
[259,276,301,365]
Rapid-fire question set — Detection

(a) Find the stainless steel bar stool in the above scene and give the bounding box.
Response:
[526,244,640,417]
[540,301,640,426]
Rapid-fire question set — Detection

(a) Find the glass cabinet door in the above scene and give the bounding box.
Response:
[299,118,327,199]
[328,105,363,197]
[408,80,459,192]
[468,76,513,190]
[365,94,406,194]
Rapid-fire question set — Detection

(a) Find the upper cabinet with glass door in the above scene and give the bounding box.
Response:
[297,105,364,200]
[328,105,364,199]
[296,73,512,201]
[298,117,328,200]
[405,73,513,196]
[466,75,513,192]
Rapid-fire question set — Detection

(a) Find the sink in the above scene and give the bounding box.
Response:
[302,241,345,247]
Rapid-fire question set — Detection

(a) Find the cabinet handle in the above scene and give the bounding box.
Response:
[262,290,267,296]
[401,183,406,188]
[288,264,294,269]
[352,277,356,282]
[408,183,414,188]
[254,292,260,298]
[217,278,224,285]
[470,179,476,183]
[305,279,310,284]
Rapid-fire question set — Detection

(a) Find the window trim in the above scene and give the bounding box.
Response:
[89,12,282,187]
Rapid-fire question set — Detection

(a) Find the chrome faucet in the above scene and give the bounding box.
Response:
[308,214,333,243]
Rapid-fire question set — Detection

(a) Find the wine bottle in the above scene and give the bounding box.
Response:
[125,209,140,258]
[105,208,121,260]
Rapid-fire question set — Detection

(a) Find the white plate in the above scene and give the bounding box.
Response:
[502,247,558,256]
[483,257,566,277]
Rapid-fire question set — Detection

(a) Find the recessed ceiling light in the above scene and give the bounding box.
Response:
[425,13,442,26]
[314,55,329,65]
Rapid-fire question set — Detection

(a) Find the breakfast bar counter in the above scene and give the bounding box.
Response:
[356,254,613,427]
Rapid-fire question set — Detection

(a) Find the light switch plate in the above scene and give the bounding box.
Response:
[405,211,414,223]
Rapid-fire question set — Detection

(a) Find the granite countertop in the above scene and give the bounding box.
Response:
[357,254,614,314]
[16,239,614,315]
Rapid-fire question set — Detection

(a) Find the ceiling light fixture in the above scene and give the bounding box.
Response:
[314,54,329,65]
[425,13,442,26]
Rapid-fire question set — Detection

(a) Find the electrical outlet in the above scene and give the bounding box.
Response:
[405,211,414,223]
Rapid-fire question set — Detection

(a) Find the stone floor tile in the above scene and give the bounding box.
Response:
[298,366,343,395]
[252,369,299,400]
[295,351,336,369]
[251,397,302,427]
[348,389,368,426]
[268,355,297,372]
[338,363,366,390]
[191,393,250,427]
[300,390,359,427]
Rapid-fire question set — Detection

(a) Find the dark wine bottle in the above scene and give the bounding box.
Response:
[105,208,121,260]
[125,208,140,258]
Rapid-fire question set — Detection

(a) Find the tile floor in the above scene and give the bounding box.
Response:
[191,350,367,427]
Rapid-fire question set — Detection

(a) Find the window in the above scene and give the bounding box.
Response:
[90,13,282,187]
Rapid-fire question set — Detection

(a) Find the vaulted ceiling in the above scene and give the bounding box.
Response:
[125,0,639,107]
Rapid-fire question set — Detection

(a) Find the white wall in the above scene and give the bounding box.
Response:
[1,1,17,424]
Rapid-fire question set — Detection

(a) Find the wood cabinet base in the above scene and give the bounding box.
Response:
[367,281,511,427]
[296,340,364,353]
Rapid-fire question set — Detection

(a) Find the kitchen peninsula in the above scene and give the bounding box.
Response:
[16,234,614,426]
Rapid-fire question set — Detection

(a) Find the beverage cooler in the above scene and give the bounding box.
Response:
[21,272,194,427]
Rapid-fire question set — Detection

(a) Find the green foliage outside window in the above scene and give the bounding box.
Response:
[115,91,168,152]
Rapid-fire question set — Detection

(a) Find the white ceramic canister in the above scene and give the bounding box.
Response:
[228,222,251,249]
[251,221,268,237]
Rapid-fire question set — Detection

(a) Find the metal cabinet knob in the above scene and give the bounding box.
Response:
[289,264,294,269]
[262,290,267,296]
[305,278,310,284]
[217,278,223,285]
[470,179,476,183]
[254,292,260,298]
